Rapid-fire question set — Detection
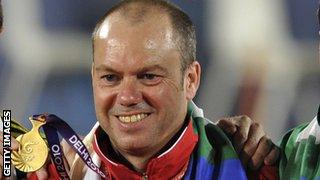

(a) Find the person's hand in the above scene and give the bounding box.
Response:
[61,139,77,167]
[27,140,74,180]
[216,115,279,170]
[0,133,19,179]
[0,131,73,180]
[0,132,51,180]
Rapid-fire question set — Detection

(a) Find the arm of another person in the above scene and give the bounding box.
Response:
[217,116,279,169]
[216,116,280,179]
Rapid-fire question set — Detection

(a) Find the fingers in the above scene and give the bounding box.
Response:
[240,122,265,168]
[0,154,3,178]
[217,115,254,154]
[30,140,74,180]
[0,132,20,180]
[0,131,20,151]
[10,137,19,151]
[35,166,49,180]
[217,115,252,152]
[216,118,238,136]
[0,155,10,180]
[61,139,75,168]
[264,145,280,165]
[232,116,252,153]
[217,115,279,171]
[248,136,273,170]
[0,143,3,155]
[26,160,50,180]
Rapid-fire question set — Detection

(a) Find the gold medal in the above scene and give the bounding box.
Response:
[11,115,49,172]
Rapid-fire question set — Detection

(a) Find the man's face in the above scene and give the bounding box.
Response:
[92,12,198,156]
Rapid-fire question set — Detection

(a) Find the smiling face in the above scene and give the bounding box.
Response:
[92,11,200,157]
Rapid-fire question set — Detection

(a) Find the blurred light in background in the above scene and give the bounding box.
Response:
[0,0,319,141]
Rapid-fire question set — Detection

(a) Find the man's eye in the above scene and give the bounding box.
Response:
[101,74,119,82]
[138,73,162,85]
[140,74,156,80]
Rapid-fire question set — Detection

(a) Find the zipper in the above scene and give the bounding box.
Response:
[142,173,148,180]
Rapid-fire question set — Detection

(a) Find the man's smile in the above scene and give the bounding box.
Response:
[117,113,151,123]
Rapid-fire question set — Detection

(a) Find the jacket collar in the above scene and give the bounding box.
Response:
[93,118,198,179]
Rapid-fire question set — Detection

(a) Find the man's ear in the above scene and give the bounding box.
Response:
[91,62,94,77]
[91,62,95,85]
[185,61,201,100]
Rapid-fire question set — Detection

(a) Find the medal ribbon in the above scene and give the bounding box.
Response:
[35,114,107,179]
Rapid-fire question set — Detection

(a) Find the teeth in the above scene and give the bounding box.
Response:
[118,113,149,123]
[125,117,130,123]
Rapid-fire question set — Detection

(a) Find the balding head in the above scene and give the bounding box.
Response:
[92,0,196,73]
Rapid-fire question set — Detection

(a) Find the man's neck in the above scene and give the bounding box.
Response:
[98,118,190,172]
[110,146,152,172]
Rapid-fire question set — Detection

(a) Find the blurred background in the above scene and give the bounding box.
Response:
[0,0,319,141]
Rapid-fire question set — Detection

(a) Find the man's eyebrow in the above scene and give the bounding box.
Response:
[95,64,119,73]
[94,64,168,74]
[138,64,168,73]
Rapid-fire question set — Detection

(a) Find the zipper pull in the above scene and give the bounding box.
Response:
[142,173,148,180]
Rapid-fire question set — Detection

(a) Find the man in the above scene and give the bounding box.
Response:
[276,7,320,176]
[72,0,244,178]
[276,9,320,180]
[0,0,278,179]
[278,105,319,179]
[67,0,278,179]
[218,7,320,180]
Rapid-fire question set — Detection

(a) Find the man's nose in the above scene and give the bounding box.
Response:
[117,81,142,107]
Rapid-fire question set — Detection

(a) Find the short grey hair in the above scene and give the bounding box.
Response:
[92,0,196,73]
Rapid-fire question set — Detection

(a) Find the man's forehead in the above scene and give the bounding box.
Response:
[95,14,175,50]
[96,8,172,37]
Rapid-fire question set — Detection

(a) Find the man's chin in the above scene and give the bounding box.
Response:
[114,140,155,156]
